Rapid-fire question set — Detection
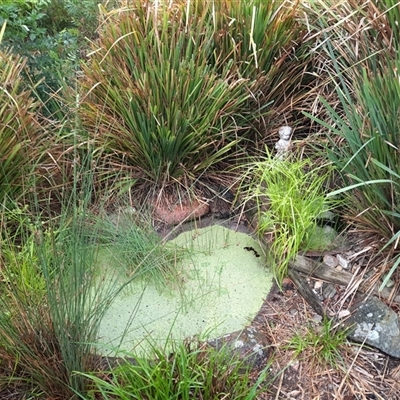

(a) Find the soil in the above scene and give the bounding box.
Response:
[252,280,400,399]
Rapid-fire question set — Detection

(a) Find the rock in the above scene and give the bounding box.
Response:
[322,283,337,300]
[152,199,209,225]
[337,254,350,269]
[207,326,271,370]
[307,225,338,252]
[323,254,339,268]
[343,296,400,358]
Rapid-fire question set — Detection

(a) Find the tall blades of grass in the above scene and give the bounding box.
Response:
[241,150,334,285]
[0,48,45,207]
[35,143,124,396]
[0,144,121,397]
[307,47,400,238]
[0,225,63,398]
[304,1,400,290]
[79,342,269,399]
[80,0,251,193]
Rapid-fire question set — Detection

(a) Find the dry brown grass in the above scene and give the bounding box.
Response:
[252,282,400,399]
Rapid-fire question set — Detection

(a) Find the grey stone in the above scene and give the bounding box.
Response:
[343,296,400,358]
[337,254,350,269]
[322,283,337,300]
[207,326,271,370]
[323,254,339,268]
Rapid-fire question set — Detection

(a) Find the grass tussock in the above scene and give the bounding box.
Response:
[240,150,335,285]
[81,341,269,400]
[79,0,311,202]
[0,45,45,207]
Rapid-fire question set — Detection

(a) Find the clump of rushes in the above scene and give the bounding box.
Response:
[0,28,44,207]
[0,145,123,398]
[285,317,349,369]
[80,341,269,400]
[79,0,251,200]
[304,0,400,67]
[304,1,400,288]
[0,211,117,398]
[241,149,334,285]
[207,0,301,78]
[79,0,308,202]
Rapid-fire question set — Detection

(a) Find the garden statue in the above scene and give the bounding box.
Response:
[275,126,292,159]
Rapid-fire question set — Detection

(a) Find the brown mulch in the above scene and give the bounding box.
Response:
[250,271,400,400]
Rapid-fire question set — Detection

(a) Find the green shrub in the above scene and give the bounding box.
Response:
[0,0,104,117]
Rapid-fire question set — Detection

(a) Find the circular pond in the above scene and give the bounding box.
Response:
[96,224,274,355]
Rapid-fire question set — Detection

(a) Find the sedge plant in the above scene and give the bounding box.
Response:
[285,316,349,369]
[302,0,400,289]
[0,32,45,208]
[305,39,400,288]
[241,149,335,285]
[79,341,270,400]
[79,0,252,200]
[79,0,314,202]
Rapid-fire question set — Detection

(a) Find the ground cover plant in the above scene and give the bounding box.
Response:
[0,0,116,116]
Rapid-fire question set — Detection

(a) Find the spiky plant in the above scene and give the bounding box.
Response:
[304,0,400,286]
[304,0,400,231]
[79,0,252,201]
[79,0,314,204]
[0,38,44,207]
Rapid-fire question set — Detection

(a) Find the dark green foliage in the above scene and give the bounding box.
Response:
[0,0,103,116]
